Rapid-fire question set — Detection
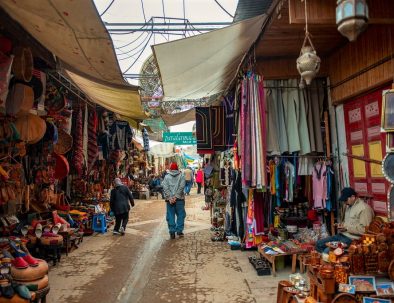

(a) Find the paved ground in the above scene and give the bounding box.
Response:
[48,191,293,303]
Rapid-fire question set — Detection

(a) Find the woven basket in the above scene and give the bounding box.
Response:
[12,47,33,82]
[54,128,73,154]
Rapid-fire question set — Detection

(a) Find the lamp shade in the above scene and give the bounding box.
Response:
[336,0,369,41]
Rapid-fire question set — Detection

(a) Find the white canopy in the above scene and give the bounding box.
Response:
[152,15,266,100]
[149,143,175,158]
[0,0,145,119]
[162,109,195,127]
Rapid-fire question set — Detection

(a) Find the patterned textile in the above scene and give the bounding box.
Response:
[142,128,149,151]
[195,107,213,153]
[211,106,226,150]
[72,105,84,176]
[222,93,235,148]
[87,108,98,173]
[240,73,267,188]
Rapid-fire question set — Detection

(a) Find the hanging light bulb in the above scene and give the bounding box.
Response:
[336,0,369,42]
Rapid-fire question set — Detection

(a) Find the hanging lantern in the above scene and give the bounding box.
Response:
[297,39,321,85]
[336,0,369,42]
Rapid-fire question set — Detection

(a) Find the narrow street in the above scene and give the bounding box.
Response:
[48,191,291,303]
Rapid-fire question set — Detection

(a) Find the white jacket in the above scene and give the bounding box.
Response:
[342,198,374,239]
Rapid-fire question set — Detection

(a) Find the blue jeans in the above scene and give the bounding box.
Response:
[184,181,193,194]
[315,233,353,253]
[166,199,186,234]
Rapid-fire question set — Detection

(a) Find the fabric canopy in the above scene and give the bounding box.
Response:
[152,15,266,100]
[149,143,175,158]
[162,109,195,127]
[1,0,145,119]
[66,71,145,120]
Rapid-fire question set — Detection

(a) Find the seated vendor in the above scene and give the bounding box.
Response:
[148,174,165,199]
[316,187,374,253]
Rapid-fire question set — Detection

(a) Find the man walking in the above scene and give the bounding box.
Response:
[184,166,193,195]
[162,162,186,239]
[110,178,135,235]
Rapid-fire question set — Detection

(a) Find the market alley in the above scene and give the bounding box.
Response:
[47,192,290,303]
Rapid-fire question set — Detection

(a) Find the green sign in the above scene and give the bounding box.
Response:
[163,132,196,145]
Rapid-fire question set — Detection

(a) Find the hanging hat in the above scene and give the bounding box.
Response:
[45,83,65,113]
[170,162,178,170]
[54,128,73,155]
[12,47,33,82]
[6,83,34,116]
[14,113,46,144]
[53,153,69,179]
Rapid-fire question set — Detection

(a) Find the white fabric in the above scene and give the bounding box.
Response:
[152,15,266,100]
[1,0,145,119]
[149,143,175,158]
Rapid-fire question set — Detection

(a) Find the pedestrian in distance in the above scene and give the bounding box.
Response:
[110,178,135,235]
[162,162,186,239]
[184,166,194,195]
[195,167,204,194]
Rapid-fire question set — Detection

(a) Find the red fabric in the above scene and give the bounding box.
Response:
[53,153,69,179]
[87,108,98,173]
[170,162,178,170]
[73,106,83,176]
[195,170,204,183]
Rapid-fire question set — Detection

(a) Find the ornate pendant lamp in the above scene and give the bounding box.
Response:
[336,0,369,42]
[297,0,321,87]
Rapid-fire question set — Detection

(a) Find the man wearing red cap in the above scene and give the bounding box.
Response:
[162,162,186,239]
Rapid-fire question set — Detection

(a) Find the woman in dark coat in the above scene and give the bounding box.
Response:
[110,178,135,235]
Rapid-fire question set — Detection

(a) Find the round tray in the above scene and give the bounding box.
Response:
[332,293,357,303]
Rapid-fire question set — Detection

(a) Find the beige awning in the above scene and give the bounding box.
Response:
[0,0,145,119]
[162,109,195,127]
[152,15,266,100]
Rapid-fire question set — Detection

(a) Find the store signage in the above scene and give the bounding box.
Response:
[163,132,196,145]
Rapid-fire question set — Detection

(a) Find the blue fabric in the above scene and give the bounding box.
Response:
[166,199,186,233]
[326,165,334,211]
[184,180,193,194]
[315,233,352,253]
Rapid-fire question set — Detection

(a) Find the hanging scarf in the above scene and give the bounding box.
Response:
[73,105,84,176]
[87,108,98,174]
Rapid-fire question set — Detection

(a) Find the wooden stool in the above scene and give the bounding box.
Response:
[277,281,293,303]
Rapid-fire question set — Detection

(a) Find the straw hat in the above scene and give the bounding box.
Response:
[12,47,33,82]
[14,113,46,144]
[54,128,73,155]
[6,83,34,116]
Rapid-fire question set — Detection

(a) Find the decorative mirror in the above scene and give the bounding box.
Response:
[382,152,394,183]
[387,185,394,222]
[381,90,394,131]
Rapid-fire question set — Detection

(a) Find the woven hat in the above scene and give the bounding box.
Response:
[12,47,33,82]
[6,83,34,116]
[54,128,73,155]
[14,113,46,144]
[45,83,65,113]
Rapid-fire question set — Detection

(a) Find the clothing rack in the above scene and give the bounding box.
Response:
[267,155,336,159]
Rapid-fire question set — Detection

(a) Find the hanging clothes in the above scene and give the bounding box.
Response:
[312,161,327,208]
[274,81,289,154]
[110,120,133,150]
[282,80,301,153]
[142,128,149,151]
[326,163,334,211]
[284,161,295,202]
[222,93,235,148]
[265,81,280,155]
[72,105,84,176]
[298,157,314,176]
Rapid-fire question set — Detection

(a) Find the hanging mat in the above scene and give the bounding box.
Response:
[14,113,46,144]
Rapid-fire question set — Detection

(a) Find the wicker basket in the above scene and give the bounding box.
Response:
[54,128,73,154]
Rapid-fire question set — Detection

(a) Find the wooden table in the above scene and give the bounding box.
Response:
[258,246,307,277]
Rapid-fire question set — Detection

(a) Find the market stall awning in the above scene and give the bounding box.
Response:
[152,15,266,100]
[0,0,146,119]
[162,109,195,127]
[66,71,145,120]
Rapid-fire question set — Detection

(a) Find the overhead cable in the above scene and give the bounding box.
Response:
[100,0,116,16]
[213,0,234,18]
[123,33,153,73]
[140,0,147,22]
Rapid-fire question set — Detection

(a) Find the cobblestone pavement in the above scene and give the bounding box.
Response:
[48,191,291,303]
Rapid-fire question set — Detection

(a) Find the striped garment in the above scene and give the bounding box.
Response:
[87,108,98,173]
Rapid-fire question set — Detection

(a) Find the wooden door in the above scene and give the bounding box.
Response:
[344,87,389,215]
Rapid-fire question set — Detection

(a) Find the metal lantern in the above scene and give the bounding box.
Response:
[297,42,321,85]
[336,0,369,42]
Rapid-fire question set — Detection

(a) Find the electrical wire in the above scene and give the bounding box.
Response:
[140,0,147,23]
[115,30,146,50]
[213,0,234,18]
[183,0,186,37]
[100,0,116,16]
[116,32,152,60]
[123,33,153,73]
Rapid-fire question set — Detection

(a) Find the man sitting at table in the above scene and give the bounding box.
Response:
[315,187,374,253]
